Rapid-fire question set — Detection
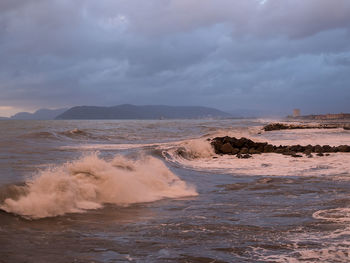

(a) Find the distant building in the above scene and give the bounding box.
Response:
[293,109,300,117]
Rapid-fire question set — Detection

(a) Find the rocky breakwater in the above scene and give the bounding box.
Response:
[211,136,350,159]
[263,123,341,131]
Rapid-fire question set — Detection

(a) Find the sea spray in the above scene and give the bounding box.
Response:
[0,153,197,219]
[170,138,215,160]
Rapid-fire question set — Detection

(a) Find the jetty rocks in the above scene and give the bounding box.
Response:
[263,123,342,131]
[211,136,350,159]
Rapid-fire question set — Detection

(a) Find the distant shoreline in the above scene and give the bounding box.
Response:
[287,113,350,121]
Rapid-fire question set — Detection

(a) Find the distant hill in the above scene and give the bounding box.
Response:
[0,117,8,120]
[11,108,68,120]
[56,104,231,120]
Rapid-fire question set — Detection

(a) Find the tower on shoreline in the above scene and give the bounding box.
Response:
[293,109,300,117]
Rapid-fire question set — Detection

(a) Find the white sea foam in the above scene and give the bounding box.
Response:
[258,245,350,263]
[252,207,350,262]
[167,151,350,177]
[61,127,350,178]
[176,138,215,159]
[313,208,350,224]
[259,128,350,147]
[0,154,197,219]
[164,128,350,178]
[60,141,183,151]
[275,207,350,263]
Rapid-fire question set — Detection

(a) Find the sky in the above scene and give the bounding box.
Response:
[0,0,349,117]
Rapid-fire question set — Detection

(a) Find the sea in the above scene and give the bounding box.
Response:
[0,119,350,263]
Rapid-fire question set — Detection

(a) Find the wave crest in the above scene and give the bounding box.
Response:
[0,154,197,219]
[165,139,215,162]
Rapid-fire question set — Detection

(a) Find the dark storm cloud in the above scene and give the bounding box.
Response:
[0,0,349,115]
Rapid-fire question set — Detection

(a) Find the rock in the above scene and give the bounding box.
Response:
[242,154,252,159]
[237,153,252,159]
[256,144,266,152]
[338,145,350,152]
[282,150,296,156]
[274,148,285,154]
[231,148,240,155]
[245,139,256,148]
[332,146,339,153]
[222,136,231,144]
[210,136,350,158]
[263,123,289,131]
[248,148,258,154]
[322,145,333,152]
[223,136,237,146]
[290,145,305,152]
[304,149,312,156]
[305,144,313,152]
[235,138,247,148]
[291,154,303,158]
[263,122,342,131]
[263,144,274,153]
[314,145,323,153]
[210,139,223,154]
[240,147,249,154]
[220,143,234,154]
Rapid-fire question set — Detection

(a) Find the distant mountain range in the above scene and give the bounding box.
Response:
[1,105,231,120]
[10,108,68,120]
[56,104,231,119]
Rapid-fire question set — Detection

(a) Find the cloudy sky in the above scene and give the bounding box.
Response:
[0,0,349,116]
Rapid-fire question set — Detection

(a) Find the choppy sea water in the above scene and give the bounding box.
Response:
[0,119,350,263]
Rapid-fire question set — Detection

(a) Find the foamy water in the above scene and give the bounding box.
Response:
[167,152,350,177]
[1,119,350,262]
[1,153,197,219]
[255,208,350,262]
[60,128,350,178]
[162,128,350,178]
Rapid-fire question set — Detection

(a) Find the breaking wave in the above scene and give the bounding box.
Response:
[162,136,350,177]
[170,139,215,160]
[59,128,90,138]
[0,154,197,219]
